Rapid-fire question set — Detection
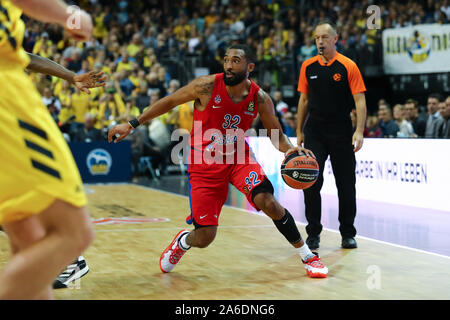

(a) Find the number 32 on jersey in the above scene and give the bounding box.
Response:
[244,171,261,192]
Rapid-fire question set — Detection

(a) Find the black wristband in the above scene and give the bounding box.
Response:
[128,118,140,129]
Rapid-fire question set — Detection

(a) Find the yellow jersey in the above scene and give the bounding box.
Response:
[178,101,194,132]
[0,0,30,69]
[71,92,91,123]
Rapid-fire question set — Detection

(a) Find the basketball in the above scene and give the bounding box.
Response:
[280,151,319,189]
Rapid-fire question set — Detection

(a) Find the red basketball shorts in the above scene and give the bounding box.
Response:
[186,161,268,227]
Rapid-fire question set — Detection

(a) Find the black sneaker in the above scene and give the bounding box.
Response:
[306,235,320,250]
[53,256,89,289]
[341,237,358,249]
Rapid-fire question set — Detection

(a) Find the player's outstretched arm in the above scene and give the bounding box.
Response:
[258,90,315,158]
[10,0,69,25]
[11,0,93,41]
[26,53,106,93]
[108,75,215,143]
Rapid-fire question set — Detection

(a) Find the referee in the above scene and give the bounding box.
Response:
[296,21,367,250]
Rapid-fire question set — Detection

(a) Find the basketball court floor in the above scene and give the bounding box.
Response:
[0,176,449,300]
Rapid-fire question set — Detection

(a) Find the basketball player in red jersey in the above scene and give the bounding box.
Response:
[108,44,328,278]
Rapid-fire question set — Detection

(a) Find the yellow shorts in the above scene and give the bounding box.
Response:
[0,68,86,225]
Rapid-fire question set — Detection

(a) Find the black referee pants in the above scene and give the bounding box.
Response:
[303,127,357,239]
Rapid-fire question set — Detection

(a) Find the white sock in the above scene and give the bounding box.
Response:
[178,233,191,251]
[297,243,315,261]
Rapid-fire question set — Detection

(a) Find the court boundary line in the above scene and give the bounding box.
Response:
[87,182,450,260]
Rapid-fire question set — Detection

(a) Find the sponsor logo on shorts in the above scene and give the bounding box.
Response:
[86,149,112,175]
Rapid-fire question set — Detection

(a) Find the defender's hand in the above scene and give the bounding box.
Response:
[73,71,107,94]
[285,146,316,159]
[108,123,132,143]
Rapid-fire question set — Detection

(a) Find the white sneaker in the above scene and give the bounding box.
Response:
[53,256,89,289]
[159,229,190,273]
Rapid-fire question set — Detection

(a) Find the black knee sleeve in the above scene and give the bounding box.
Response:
[273,209,302,244]
[251,178,274,204]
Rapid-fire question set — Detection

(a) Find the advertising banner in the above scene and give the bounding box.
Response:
[247,137,450,212]
[382,24,450,74]
[69,141,131,183]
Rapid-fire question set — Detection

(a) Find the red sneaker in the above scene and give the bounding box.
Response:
[159,229,190,273]
[302,253,328,278]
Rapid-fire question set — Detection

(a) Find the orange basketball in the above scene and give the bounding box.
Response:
[280,151,319,189]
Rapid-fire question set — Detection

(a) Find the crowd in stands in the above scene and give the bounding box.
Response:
[355,93,450,139]
[22,0,450,176]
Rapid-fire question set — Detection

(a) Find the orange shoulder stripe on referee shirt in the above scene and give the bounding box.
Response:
[297,55,320,94]
[335,53,366,95]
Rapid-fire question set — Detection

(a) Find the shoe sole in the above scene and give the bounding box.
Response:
[305,261,328,279]
[306,269,328,278]
[159,229,189,273]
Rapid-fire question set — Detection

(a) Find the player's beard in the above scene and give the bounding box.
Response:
[223,70,247,86]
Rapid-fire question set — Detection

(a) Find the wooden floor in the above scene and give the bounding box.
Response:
[1,184,449,300]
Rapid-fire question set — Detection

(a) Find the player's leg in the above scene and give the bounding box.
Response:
[302,133,329,249]
[0,201,93,299]
[159,170,229,273]
[159,225,219,273]
[2,217,45,256]
[231,163,328,278]
[1,224,87,290]
[0,216,51,299]
[0,71,94,298]
[185,225,217,248]
[329,136,357,248]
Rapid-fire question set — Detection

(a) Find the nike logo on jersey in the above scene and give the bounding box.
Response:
[310,75,318,79]
[212,105,222,109]
[199,215,208,219]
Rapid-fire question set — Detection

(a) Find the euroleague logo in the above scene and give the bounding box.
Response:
[333,73,342,82]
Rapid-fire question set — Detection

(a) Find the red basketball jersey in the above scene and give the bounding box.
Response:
[189,73,260,163]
